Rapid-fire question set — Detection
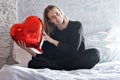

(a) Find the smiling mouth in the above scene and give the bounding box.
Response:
[56,19,63,24]
[56,20,61,24]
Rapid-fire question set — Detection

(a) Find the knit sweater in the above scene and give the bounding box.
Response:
[42,20,85,63]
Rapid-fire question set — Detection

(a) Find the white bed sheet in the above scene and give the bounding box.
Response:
[0,61,120,80]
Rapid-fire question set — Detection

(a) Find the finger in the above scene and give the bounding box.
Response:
[17,41,22,48]
[42,30,45,33]
[21,41,26,47]
[43,31,47,35]
[17,41,19,43]
[23,42,27,47]
[20,41,23,46]
[18,41,21,45]
[42,31,46,36]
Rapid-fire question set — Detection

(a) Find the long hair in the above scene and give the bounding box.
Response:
[44,5,68,35]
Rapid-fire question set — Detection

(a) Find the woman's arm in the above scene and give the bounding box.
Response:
[42,31,59,46]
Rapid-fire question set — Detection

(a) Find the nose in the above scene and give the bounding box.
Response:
[54,15,58,19]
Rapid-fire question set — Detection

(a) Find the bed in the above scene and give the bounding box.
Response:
[0,61,120,80]
[0,26,120,80]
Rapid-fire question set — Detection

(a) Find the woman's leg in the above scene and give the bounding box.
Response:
[28,54,63,70]
[71,48,100,70]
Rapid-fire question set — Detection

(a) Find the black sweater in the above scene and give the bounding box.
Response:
[42,21,85,64]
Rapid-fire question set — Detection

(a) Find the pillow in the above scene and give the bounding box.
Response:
[0,25,17,69]
[85,31,110,63]
[104,26,120,42]
[103,26,120,61]
[85,27,120,63]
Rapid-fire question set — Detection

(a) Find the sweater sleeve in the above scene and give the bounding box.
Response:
[56,22,84,54]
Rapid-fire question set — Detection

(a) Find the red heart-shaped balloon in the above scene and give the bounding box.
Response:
[10,16,44,54]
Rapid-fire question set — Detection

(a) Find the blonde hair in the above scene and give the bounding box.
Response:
[44,5,68,35]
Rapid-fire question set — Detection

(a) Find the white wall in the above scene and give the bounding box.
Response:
[17,0,120,34]
[0,0,119,33]
[0,0,17,28]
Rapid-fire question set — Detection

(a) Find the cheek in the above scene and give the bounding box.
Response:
[61,15,64,19]
[60,15,64,20]
[48,17,54,23]
[50,19,56,23]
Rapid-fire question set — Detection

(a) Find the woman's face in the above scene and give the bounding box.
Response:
[47,8,64,26]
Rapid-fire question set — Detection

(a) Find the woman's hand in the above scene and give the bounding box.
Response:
[42,31,59,46]
[17,41,37,57]
[42,31,54,43]
[17,41,28,50]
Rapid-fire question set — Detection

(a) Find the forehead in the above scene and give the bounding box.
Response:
[48,8,60,16]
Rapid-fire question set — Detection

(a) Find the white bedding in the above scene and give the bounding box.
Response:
[0,61,120,80]
[0,27,120,80]
[85,26,120,63]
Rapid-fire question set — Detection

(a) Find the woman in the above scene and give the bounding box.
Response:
[18,5,100,70]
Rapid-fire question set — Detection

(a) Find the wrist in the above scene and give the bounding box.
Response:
[26,48,37,57]
[51,39,59,46]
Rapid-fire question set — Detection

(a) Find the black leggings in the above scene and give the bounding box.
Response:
[28,48,100,70]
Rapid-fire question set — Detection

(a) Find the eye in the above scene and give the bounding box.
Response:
[56,12,60,16]
[51,16,56,19]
